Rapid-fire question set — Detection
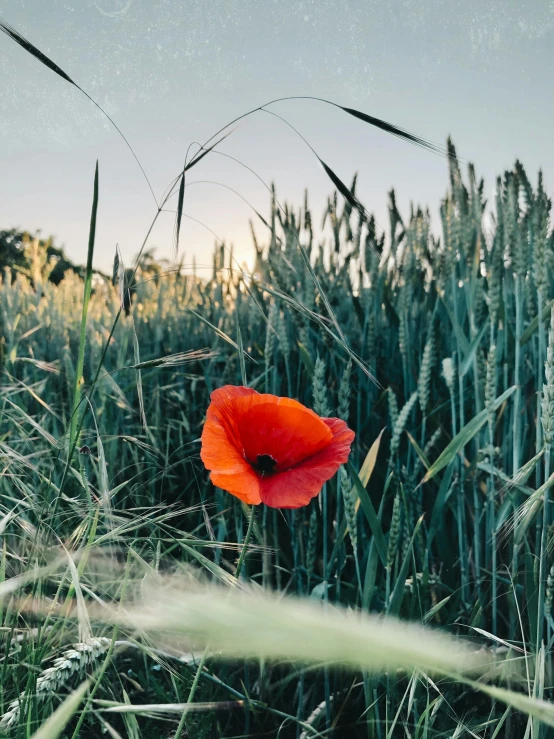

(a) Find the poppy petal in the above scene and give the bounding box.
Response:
[206,386,257,443]
[203,386,256,461]
[209,385,258,408]
[208,387,331,468]
[235,401,332,470]
[259,417,355,509]
[201,386,355,510]
[200,417,262,504]
[209,469,261,504]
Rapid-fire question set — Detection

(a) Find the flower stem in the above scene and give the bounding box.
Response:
[174,505,256,738]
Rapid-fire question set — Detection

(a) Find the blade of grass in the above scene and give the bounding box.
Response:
[30,680,90,739]
[346,459,387,567]
[70,161,98,450]
[422,386,516,484]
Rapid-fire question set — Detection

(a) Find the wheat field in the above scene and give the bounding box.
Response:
[2,134,554,737]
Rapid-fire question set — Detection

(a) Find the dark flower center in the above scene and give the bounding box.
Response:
[253,453,278,476]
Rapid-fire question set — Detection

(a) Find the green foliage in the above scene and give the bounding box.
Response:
[1,147,554,737]
[0,229,86,284]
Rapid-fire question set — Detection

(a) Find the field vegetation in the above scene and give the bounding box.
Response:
[2,141,554,737]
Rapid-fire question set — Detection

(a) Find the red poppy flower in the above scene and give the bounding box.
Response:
[200,385,355,509]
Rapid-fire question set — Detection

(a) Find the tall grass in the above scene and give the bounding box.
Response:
[1,144,554,736]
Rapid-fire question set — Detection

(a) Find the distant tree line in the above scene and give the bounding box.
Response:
[0,229,88,285]
[0,229,177,317]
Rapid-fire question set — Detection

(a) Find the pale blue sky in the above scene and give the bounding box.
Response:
[1,0,553,272]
